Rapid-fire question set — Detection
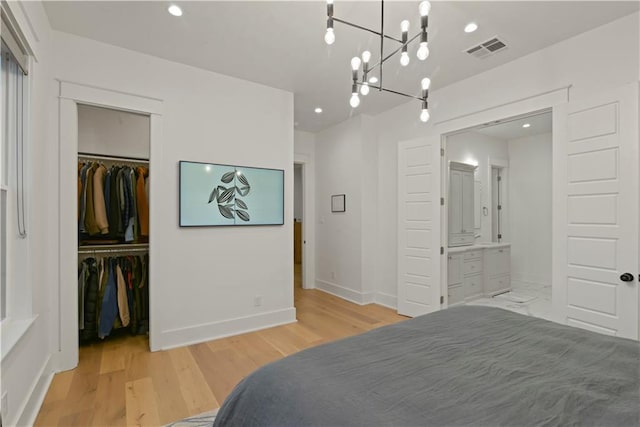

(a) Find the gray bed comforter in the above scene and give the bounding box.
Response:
[213,306,640,426]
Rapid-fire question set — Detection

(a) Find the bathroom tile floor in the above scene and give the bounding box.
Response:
[467,281,554,321]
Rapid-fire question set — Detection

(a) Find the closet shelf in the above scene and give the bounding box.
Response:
[78,152,149,164]
[78,243,149,254]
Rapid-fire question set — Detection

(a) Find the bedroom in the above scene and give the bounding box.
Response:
[0,1,638,426]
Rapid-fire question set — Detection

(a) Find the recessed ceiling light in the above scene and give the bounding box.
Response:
[314,107,323,114]
[522,123,531,128]
[168,5,183,17]
[464,22,478,33]
[368,76,378,84]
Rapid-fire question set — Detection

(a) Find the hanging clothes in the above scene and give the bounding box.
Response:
[136,167,149,236]
[79,253,149,343]
[77,161,149,244]
[93,164,109,235]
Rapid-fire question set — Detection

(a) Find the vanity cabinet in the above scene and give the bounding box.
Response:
[447,245,510,304]
[447,254,464,305]
[448,162,476,246]
[462,250,483,300]
[484,247,511,296]
[447,250,484,304]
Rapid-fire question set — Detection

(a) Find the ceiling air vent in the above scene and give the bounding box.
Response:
[465,36,508,59]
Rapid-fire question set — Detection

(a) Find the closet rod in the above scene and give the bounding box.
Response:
[78,243,149,254]
[78,247,149,255]
[78,152,149,164]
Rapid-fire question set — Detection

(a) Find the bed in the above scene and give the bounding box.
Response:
[213,306,640,426]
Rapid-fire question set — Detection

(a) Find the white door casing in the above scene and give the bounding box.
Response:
[397,138,441,317]
[553,83,639,339]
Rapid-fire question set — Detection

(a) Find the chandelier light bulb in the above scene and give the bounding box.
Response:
[400,20,410,32]
[350,94,360,108]
[420,108,430,123]
[324,28,335,45]
[421,77,431,90]
[351,56,362,71]
[400,51,410,66]
[168,5,183,16]
[419,1,431,17]
[362,50,371,63]
[327,0,334,4]
[360,83,370,96]
[368,76,378,84]
[417,42,429,60]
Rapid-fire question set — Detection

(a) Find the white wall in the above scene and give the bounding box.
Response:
[294,129,315,157]
[0,1,57,426]
[315,116,364,301]
[508,132,552,286]
[312,115,378,304]
[52,30,295,351]
[78,104,150,158]
[446,131,509,243]
[372,12,639,304]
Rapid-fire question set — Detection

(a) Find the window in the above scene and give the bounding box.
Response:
[1,12,28,321]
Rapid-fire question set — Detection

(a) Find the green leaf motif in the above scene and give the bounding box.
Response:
[237,185,251,197]
[218,187,236,203]
[236,209,250,222]
[221,171,236,183]
[218,204,235,219]
[237,173,249,186]
[235,199,248,210]
[208,187,218,204]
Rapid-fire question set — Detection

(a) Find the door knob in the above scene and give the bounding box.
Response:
[620,273,634,282]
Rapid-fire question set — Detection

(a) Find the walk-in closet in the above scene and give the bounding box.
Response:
[76,104,151,346]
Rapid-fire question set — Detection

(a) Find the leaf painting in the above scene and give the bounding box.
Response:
[236,210,250,222]
[209,168,251,223]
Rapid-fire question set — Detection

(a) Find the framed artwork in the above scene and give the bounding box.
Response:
[179,160,284,227]
[331,194,346,213]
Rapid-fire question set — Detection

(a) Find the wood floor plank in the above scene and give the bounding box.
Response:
[36,268,407,426]
[168,346,220,415]
[41,369,74,404]
[148,351,191,424]
[226,333,283,367]
[92,370,127,426]
[125,377,160,427]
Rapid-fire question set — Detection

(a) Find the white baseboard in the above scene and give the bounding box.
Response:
[315,280,374,305]
[159,307,297,351]
[374,292,397,309]
[15,355,54,427]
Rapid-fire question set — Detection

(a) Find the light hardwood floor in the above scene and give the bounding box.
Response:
[35,267,406,426]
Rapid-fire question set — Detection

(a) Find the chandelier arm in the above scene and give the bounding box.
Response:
[332,17,403,44]
[367,31,422,74]
[356,82,426,102]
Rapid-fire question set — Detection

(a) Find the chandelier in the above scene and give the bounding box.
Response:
[324,0,432,123]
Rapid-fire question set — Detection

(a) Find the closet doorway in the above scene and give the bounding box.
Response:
[292,153,315,294]
[443,110,554,320]
[294,163,303,292]
[58,81,163,371]
[77,104,151,350]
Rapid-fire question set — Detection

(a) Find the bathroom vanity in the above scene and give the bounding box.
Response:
[447,243,511,305]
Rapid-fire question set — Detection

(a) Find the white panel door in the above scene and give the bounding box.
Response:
[553,83,638,339]
[398,138,441,317]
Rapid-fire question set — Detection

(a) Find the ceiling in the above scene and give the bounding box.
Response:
[474,111,552,140]
[43,1,638,133]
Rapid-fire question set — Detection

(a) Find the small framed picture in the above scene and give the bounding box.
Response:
[331,194,346,213]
